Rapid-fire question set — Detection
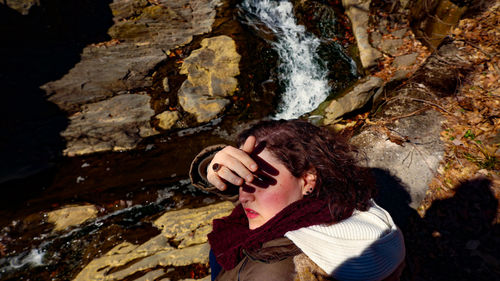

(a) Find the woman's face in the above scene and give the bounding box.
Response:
[239,148,305,230]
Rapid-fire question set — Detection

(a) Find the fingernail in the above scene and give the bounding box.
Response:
[212,163,221,172]
[250,164,258,171]
[246,175,253,182]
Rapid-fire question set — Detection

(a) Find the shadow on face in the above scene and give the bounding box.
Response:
[241,141,280,192]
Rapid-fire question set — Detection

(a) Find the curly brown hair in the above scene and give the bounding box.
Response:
[237,119,375,222]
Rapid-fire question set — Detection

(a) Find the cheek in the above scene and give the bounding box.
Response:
[262,183,302,211]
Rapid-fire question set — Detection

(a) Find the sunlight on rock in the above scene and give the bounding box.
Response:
[73,201,234,281]
[178,36,241,123]
[46,205,98,232]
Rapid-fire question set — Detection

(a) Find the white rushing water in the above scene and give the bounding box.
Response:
[241,0,330,119]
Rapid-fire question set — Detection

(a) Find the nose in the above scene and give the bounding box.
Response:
[239,185,255,204]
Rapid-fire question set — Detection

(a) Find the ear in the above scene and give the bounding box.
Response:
[301,168,317,196]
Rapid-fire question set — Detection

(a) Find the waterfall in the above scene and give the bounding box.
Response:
[240,0,330,120]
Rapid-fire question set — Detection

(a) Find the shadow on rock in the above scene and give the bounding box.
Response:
[0,0,113,207]
[372,170,499,281]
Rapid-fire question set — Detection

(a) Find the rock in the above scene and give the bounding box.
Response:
[425,0,467,48]
[61,94,157,156]
[163,77,170,93]
[178,35,241,123]
[43,0,222,112]
[351,110,445,209]
[370,30,383,49]
[343,0,382,68]
[380,39,404,55]
[393,53,419,68]
[351,38,476,210]
[391,28,408,38]
[73,201,234,281]
[3,0,39,15]
[391,69,411,82]
[156,111,179,130]
[46,205,98,232]
[323,76,383,124]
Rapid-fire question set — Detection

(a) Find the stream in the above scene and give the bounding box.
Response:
[0,0,355,280]
[240,0,330,119]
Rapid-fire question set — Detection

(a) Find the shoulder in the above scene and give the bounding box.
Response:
[293,253,336,281]
[222,238,301,281]
[286,201,405,281]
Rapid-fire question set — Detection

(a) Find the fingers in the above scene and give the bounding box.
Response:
[206,139,259,191]
[207,170,227,191]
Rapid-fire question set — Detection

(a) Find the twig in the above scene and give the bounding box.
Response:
[407,97,452,115]
[409,142,436,174]
[453,149,464,168]
[389,107,429,122]
[455,39,495,59]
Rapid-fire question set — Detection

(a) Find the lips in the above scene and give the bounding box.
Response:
[244,208,259,219]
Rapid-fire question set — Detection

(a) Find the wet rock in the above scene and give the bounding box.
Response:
[74,201,234,281]
[156,111,180,130]
[43,0,221,112]
[380,39,404,55]
[343,0,382,68]
[323,76,383,124]
[62,93,157,156]
[178,35,241,123]
[46,205,98,232]
[393,53,419,68]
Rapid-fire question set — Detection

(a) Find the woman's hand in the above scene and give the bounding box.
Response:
[207,136,258,191]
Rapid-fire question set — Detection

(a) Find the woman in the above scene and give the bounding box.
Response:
[190,119,405,281]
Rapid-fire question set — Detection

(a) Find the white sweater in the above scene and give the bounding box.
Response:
[285,200,405,281]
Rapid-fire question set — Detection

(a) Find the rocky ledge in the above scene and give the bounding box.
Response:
[40,0,226,156]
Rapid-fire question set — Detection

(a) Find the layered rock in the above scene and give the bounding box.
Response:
[178,35,241,123]
[74,201,234,281]
[46,204,98,232]
[62,93,157,156]
[323,76,383,124]
[43,0,221,112]
[41,0,222,155]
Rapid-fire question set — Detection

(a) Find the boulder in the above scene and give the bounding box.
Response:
[342,0,382,68]
[351,111,445,209]
[73,201,234,281]
[61,93,157,156]
[46,205,98,232]
[156,110,180,130]
[178,35,241,123]
[323,76,383,124]
[350,39,476,209]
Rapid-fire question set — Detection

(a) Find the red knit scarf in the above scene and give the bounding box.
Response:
[208,198,340,270]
